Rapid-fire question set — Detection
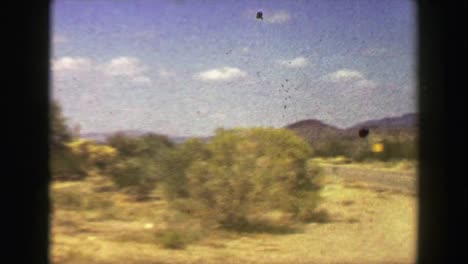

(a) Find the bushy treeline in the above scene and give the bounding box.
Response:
[105,133,174,200]
[50,101,324,229]
[311,136,417,161]
[160,128,323,228]
[50,101,87,180]
[103,127,323,227]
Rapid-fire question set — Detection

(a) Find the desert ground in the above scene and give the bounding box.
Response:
[50,161,417,264]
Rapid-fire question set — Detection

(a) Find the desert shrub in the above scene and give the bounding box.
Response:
[351,138,418,162]
[306,208,332,223]
[106,132,173,159]
[51,146,87,180]
[156,229,187,249]
[379,139,417,161]
[106,133,174,200]
[50,100,72,148]
[52,188,114,211]
[314,139,351,157]
[66,138,118,174]
[50,100,88,180]
[108,157,160,200]
[154,211,204,249]
[160,138,211,200]
[287,190,323,222]
[167,127,323,230]
[309,131,418,162]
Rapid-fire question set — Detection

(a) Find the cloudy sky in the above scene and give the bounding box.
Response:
[52,0,417,137]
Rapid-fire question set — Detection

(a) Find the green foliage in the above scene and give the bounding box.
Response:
[50,100,87,180]
[107,133,173,159]
[106,133,144,157]
[161,138,210,200]
[51,147,87,180]
[157,229,187,249]
[106,133,174,200]
[311,135,418,162]
[50,100,72,148]
[110,158,156,186]
[52,188,114,211]
[378,139,418,161]
[314,139,351,157]
[154,211,204,249]
[349,138,418,162]
[66,139,119,176]
[166,127,322,229]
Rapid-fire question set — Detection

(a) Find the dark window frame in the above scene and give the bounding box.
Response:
[9,1,448,263]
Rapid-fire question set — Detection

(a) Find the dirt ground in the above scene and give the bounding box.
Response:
[50,169,417,264]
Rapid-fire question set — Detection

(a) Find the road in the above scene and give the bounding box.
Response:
[320,164,417,195]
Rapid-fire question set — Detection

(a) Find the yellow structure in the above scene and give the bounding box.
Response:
[371,142,384,153]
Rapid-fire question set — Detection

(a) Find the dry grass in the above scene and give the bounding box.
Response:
[51,172,417,264]
[311,157,417,173]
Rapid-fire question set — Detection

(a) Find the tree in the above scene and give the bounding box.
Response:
[106,132,175,200]
[161,138,211,200]
[167,127,323,228]
[50,100,86,180]
[50,100,72,149]
[66,138,118,173]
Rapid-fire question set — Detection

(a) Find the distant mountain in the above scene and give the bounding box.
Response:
[80,132,110,143]
[80,130,153,143]
[285,119,345,142]
[349,113,417,129]
[285,113,418,144]
[80,113,418,145]
[80,131,212,144]
[345,113,418,139]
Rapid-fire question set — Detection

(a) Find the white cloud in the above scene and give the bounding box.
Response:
[323,69,365,83]
[323,69,377,88]
[242,47,249,53]
[194,67,247,81]
[99,57,146,77]
[98,57,152,85]
[52,57,92,72]
[277,57,308,68]
[265,11,291,24]
[52,56,153,86]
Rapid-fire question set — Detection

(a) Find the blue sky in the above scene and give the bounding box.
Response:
[51,0,417,137]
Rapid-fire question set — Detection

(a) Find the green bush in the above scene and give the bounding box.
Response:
[106,133,175,199]
[106,133,173,159]
[108,157,160,200]
[166,127,323,230]
[50,100,88,180]
[307,131,418,162]
[314,139,351,157]
[52,189,114,211]
[160,138,210,200]
[154,212,204,249]
[51,146,87,181]
[345,137,417,162]
[156,229,187,249]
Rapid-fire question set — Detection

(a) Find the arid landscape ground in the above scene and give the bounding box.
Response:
[51,160,417,264]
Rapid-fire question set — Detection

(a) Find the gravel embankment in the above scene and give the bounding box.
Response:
[321,164,417,195]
